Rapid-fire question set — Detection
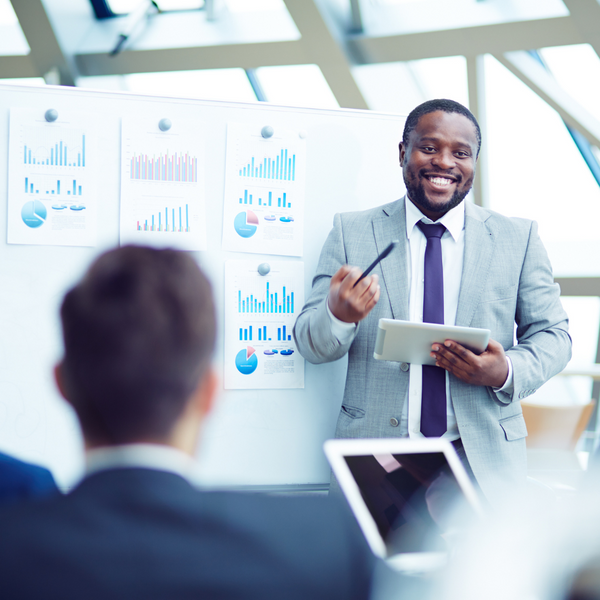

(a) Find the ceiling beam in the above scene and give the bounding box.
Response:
[562,0,600,59]
[9,0,76,85]
[0,55,38,79]
[282,0,368,109]
[75,41,310,76]
[347,17,581,64]
[495,50,600,149]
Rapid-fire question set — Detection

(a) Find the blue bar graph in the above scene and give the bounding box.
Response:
[24,134,86,167]
[238,148,297,181]
[238,189,289,208]
[237,282,295,314]
[24,177,82,195]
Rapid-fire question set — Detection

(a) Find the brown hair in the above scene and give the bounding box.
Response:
[59,245,216,444]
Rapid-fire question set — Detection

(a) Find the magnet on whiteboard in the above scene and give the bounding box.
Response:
[261,126,274,139]
[159,118,172,131]
[299,130,307,139]
[45,109,58,122]
[257,263,270,276]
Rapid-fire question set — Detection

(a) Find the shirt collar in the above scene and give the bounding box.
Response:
[85,443,199,483]
[404,195,465,242]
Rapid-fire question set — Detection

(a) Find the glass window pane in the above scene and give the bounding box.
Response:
[0,0,29,55]
[79,69,258,103]
[483,54,600,277]
[540,44,600,124]
[255,65,339,109]
[352,56,468,115]
[107,0,203,14]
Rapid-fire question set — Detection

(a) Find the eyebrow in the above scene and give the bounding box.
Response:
[418,135,474,148]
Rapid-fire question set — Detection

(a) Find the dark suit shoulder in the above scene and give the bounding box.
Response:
[0,452,58,504]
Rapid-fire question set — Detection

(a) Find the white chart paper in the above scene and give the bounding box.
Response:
[222,123,306,257]
[120,118,206,251]
[224,260,305,389]
[7,109,98,247]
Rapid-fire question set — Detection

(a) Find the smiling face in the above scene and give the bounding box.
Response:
[399,110,478,221]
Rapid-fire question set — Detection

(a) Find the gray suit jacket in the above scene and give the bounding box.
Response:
[294,199,572,501]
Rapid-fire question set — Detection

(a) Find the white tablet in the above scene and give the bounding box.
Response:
[373,319,490,366]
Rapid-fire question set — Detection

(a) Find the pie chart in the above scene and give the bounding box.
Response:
[21,200,47,229]
[234,211,259,238]
[281,349,294,356]
[235,346,258,375]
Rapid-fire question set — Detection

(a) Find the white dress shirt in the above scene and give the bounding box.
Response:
[327,197,513,440]
[86,443,200,483]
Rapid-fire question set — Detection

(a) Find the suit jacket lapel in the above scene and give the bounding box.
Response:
[373,199,409,320]
[456,203,495,327]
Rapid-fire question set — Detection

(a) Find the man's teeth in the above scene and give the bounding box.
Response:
[428,177,453,186]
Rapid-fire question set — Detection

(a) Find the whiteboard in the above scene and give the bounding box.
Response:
[0,83,406,489]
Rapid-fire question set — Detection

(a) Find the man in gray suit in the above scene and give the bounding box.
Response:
[294,99,571,502]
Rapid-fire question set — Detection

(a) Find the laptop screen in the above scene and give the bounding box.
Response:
[326,438,483,561]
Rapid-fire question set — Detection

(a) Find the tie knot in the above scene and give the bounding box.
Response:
[417,221,446,239]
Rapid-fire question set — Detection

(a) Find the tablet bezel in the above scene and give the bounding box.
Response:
[373,319,490,365]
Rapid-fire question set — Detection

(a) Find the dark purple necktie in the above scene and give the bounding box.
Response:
[417,221,447,437]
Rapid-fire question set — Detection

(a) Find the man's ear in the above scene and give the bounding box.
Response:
[399,142,406,166]
[54,362,71,404]
[193,366,219,420]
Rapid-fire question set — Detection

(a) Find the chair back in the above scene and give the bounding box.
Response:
[521,400,596,451]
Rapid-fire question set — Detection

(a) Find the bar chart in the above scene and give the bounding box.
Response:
[238,189,291,208]
[223,124,306,257]
[24,177,83,196]
[129,150,197,183]
[237,280,295,314]
[237,324,293,342]
[136,204,190,232]
[224,260,305,389]
[23,133,86,168]
[238,148,296,181]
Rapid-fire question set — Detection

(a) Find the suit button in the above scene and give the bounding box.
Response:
[390,418,399,427]
[400,363,409,372]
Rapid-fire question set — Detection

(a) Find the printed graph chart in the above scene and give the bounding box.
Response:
[136,204,190,232]
[24,176,83,196]
[238,324,293,342]
[238,189,291,208]
[24,133,86,168]
[237,279,295,314]
[129,150,197,182]
[238,148,296,181]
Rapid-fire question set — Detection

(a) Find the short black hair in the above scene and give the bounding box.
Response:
[402,99,481,157]
[59,246,216,445]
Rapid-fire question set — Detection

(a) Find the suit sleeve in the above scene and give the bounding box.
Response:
[496,220,572,404]
[293,213,361,364]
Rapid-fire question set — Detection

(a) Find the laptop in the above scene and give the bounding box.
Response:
[324,437,484,573]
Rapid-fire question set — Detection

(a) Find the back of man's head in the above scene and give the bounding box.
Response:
[59,246,216,445]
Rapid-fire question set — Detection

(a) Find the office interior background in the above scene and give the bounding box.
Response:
[1,0,600,451]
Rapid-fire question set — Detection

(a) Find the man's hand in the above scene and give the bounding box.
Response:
[328,265,380,324]
[431,338,508,388]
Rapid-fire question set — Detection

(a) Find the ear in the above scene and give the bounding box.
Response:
[399,142,406,166]
[54,362,71,404]
[192,366,219,420]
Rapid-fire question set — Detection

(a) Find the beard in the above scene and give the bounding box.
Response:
[405,173,473,217]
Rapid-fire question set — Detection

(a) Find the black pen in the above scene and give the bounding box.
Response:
[353,240,399,288]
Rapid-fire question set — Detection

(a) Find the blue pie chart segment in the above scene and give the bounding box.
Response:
[21,200,47,229]
[234,211,258,238]
[281,349,294,356]
[235,347,258,375]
